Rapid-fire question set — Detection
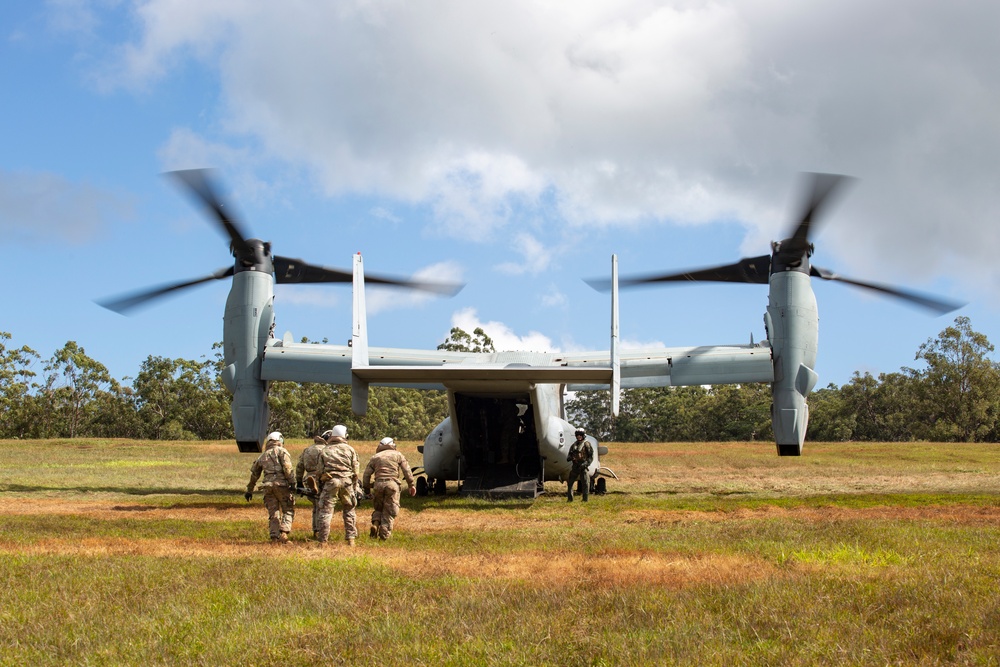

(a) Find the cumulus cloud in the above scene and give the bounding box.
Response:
[0,169,133,243]
[366,260,465,315]
[90,0,1000,288]
[495,231,552,275]
[449,306,557,353]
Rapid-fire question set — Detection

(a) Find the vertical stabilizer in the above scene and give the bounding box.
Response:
[351,252,370,415]
[611,254,620,417]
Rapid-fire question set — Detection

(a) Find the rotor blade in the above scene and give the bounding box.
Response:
[586,255,771,291]
[97,267,235,314]
[167,169,252,257]
[788,173,854,247]
[274,256,464,295]
[810,266,964,315]
[273,256,352,284]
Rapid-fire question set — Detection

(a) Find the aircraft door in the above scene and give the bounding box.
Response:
[453,394,539,478]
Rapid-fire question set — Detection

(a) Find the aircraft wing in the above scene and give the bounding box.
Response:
[555,343,775,389]
[261,340,612,388]
[260,339,771,389]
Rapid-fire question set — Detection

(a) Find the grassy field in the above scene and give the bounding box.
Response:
[1,438,999,666]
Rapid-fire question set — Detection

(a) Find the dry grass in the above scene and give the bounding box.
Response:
[2,439,1000,666]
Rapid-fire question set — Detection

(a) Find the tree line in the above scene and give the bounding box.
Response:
[1,318,997,443]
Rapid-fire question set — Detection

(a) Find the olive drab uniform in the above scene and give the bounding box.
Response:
[247,438,296,541]
[363,439,415,540]
[566,437,594,502]
[315,435,360,544]
[295,435,328,536]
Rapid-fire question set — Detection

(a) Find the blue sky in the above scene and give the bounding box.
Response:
[2,1,997,390]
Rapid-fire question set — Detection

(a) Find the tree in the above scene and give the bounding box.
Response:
[704,384,772,441]
[837,371,916,442]
[0,332,40,438]
[36,342,114,438]
[132,355,231,440]
[437,327,496,353]
[806,383,855,441]
[566,390,615,440]
[909,316,1000,442]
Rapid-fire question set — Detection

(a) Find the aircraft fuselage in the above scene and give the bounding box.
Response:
[420,383,601,485]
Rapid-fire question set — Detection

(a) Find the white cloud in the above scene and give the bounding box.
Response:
[45,0,101,38]
[539,287,567,308]
[369,206,401,224]
[273,285,341,310]
[620,337,666,350]
[90,0,1000,290]
[366,260,464,315]
[0,169,133,244]
[449,306,557,353]
[495,231,551,275]
[157,128,250,173]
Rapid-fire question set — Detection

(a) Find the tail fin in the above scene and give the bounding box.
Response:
[351,252,370,415]
[611,254,620,417]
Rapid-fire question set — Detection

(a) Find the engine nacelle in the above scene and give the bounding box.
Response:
[766,270,819,456]
[222,270,275,452]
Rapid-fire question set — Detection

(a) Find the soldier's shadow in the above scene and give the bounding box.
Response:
[1,483,239,497]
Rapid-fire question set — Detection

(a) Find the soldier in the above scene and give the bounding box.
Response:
[315,424,360,546]
[245,431,296,543]
[296,429,331,538]
[565,428,594,502]
[363,436,416,540]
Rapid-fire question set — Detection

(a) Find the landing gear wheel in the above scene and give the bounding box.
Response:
[434,477,447,495]
[595,477,607,495]
[416,476,429,497]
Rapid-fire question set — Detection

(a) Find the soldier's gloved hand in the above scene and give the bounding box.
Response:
[244,492,252,502]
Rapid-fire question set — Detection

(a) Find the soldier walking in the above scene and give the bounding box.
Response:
[566,428,594,503]
[315,425,360,546]
[363,437,416,540]
[245,431,296,543]
[296,429,331,538]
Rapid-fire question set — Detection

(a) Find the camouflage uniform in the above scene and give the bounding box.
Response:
[565,435,594,502]
[315,435,360,544]
[296,434,328,536]
[363,438,415,540]
[247,435,296,542]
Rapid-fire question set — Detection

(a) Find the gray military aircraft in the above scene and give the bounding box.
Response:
[101,170,961,498]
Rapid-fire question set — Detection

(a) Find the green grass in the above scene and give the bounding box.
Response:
[1,439,1000,665]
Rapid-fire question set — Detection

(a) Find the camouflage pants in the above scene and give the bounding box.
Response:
[316,477,358,542]
[305,494,322,534]
[262,485,295,538]
[566,466,589,501]
[370,480,401,539]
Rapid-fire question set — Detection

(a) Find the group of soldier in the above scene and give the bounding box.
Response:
[244,425,415,546]
[245,424,598,545]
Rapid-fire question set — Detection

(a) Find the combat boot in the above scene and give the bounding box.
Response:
[346,537,356,547]
[370,523,379,539]
[279,532,290,544]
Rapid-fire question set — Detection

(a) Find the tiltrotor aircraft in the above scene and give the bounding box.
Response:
[101,170,961,498]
